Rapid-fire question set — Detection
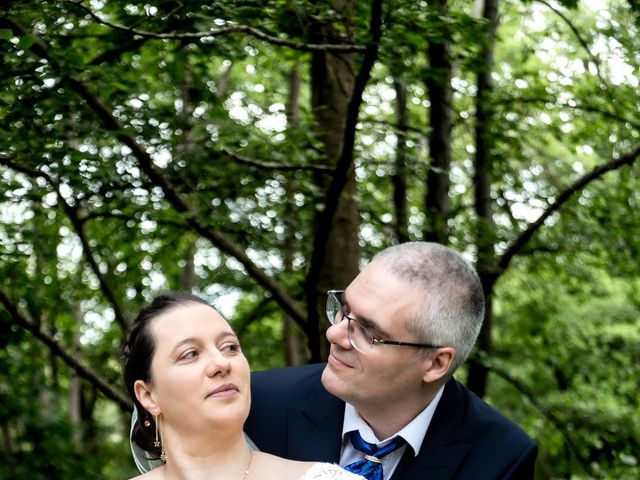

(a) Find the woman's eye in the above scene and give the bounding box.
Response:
[221,342,241,354]
[179,349,198,361]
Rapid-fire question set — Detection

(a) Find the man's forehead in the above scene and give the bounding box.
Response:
[346,272,422,329]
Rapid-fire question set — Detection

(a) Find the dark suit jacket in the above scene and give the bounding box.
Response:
[245,363,537,480]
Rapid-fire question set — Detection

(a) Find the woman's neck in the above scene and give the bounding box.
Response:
[160,430,253,480]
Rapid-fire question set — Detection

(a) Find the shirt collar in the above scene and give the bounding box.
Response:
[341,385,445,456]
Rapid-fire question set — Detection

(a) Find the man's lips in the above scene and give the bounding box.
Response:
[205,383,239,399]
[328,349,353,369]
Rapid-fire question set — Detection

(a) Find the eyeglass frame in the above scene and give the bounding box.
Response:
[326,289,443,352]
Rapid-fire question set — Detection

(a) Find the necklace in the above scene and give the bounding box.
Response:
[161,448,253,479]
[242,450,253,479]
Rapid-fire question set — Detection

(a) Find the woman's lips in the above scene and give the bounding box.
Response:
[206,383,239,398]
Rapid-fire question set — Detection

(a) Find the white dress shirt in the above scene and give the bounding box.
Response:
[339,386,445,479]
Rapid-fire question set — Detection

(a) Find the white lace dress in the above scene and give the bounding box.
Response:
[300,463,364,480]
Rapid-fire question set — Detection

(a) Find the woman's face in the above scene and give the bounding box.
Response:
[135,302,251,437]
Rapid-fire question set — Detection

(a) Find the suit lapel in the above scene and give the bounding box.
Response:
[286,373,345,462]
[391,379,471,479]
[391,443,470,480]
[281,372,473,477]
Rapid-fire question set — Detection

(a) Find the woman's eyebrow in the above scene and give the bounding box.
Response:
[171,337,197,353]
[218,331,238,341]
[170,331,236,352]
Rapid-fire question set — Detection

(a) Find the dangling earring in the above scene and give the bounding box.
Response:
[154,413,166,462]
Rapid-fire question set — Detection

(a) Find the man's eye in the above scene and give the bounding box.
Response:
[358,324,376,341]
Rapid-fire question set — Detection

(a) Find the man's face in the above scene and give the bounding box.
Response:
[321,261,433,424]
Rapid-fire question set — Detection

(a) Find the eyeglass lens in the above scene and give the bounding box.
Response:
[326,291,373,353]
[347,316,373,353]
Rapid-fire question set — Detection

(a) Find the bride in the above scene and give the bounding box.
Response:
[124,292,363,480]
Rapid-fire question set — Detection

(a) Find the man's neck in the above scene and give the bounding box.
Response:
[353,383,444,441]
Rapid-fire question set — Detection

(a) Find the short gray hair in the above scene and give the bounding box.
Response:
[372,242,484,376]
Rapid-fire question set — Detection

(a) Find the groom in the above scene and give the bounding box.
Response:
[244,242,537,479]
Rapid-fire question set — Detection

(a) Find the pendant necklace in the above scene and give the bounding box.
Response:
[162,449,253,479]
[242,450,253,479]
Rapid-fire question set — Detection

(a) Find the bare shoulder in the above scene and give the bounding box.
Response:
[252,452,314,479]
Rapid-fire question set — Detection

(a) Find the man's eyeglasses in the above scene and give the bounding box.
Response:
[325,290,442,354]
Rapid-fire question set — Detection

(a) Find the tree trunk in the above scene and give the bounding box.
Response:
[69,302,83,446]
[307,0,361,362]
[466,0,500,398]
[283,61,306,365]
[392,78,410,243]
[424,0,453,244]
[0,421,12,452]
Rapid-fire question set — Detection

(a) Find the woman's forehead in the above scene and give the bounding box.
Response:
[150,303,231,342]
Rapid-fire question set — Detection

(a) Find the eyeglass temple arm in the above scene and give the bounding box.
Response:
[372,338,441,349]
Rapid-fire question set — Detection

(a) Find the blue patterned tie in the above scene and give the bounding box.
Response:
[344,431,406,480]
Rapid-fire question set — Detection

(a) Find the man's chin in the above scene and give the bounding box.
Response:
[321,364,339,391]
[321,364,350,400]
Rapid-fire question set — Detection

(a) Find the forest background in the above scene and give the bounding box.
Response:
[1,0,639,478]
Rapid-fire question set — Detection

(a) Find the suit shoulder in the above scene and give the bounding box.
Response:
[251,363,326,400]
[447,379,535,448]
[246,363,333,456]
[252,363,325,384]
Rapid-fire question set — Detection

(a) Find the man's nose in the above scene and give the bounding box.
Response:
[325,317,352,349]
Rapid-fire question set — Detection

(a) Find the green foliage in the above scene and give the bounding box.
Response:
[491,258,640,478]
[1,0,639,478]
[0,337,133,478]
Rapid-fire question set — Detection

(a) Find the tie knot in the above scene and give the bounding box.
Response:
[349,430,405,459]
[344,431,406,480]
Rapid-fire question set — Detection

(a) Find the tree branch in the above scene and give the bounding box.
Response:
[477,354,593,477]
[0,155,129,331]
[223,148,333,173]
[2,17,308,329]
[535,0,610,93]
[0,286,131,412]
[497,143,640,276]
[496,95,640,130]
[68,0,366,53]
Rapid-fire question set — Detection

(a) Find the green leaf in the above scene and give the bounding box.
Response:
[16,34,35,51]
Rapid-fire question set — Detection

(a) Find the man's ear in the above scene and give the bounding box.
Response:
[422,347,455,384]
[134,379,160,414]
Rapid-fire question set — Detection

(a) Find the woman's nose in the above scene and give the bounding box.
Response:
[205,350,231,377]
